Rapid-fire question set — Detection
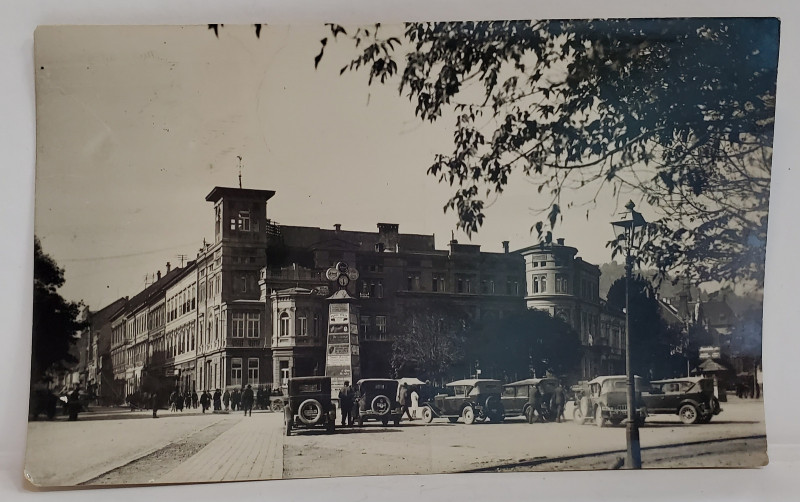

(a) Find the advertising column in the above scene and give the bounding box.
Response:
[325,263,361,391]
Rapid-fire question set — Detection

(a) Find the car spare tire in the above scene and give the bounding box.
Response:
[371,395,391,416]
[297,399,323,425]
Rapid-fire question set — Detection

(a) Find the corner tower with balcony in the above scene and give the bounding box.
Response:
[196,187,276,392]
[517,238,624,379]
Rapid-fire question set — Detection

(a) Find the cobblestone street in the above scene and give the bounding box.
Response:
[25,396,766,487]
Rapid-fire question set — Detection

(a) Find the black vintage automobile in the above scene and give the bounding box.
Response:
[283,376,337,436]
[642,377,721,424]
[354,379,402,426]
[501,378,559,422]
[421,379,505,424]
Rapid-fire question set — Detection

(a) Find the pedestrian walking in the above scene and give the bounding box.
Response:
[338,381,355,426]
[67,386,81,421]
[213,389,222,411]
[551,382,567,423]
[222,389,231,411]
[231,388,241,411]
[398,383,413,421]
[200,390,211,413]
[191,390,199,409]
[184,392,191,410]
[169,390,177,412]
[151,391,159,418]
[242,384,254,416]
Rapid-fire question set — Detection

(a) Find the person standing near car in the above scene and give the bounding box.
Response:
[338,381,355,426]
[410,386,420,419]
[398,383,413,421]
[551,382,567,423]
[527,386,542,424]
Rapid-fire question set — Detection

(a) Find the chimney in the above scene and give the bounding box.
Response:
[556,238,565,246]
[156,270,162,280]
[334,224,341,232]
[502,241,509,253]
[166,261,171,273]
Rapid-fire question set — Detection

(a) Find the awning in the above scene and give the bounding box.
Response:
[695,359,729,373]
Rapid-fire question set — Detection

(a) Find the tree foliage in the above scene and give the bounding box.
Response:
[319,19,778,287]
[606,275,685,379]
[467,309,582,382]
[31,237,88,384]
[390,302,469,381]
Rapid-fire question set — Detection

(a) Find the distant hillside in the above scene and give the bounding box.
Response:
[598,263,763,317]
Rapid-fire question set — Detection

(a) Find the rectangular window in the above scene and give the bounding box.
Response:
[238,211,250,231]
[361,316,370,336]
[232,313,245,338]
[457,278,464,293]
[231,358,243,387]
[540,276,546,292]
[247,313,260,338]
[247,358,259,383]
[297,316,308,336]
[376,316,387,334]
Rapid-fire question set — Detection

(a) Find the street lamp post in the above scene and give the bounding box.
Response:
[611,200,647,470]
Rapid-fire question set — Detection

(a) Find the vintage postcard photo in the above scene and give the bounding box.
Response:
[27,19,776,487]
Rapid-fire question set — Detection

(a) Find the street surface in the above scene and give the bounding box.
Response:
[24,396,766,487]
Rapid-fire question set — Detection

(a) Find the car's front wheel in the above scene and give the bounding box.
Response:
[679,404,699,424]
[463,406,476,425]
[421,406,434,424]
[594,406,606,428]
[573,406,585,425]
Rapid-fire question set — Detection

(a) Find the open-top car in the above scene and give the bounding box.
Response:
[421,379,504,424]
[573,375,647,427]
[501,378,559,422]
[642,377,721,424]
[354,378,402,426]
[283,376,336,436]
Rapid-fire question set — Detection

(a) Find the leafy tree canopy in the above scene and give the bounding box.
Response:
[390,301,470,381]
[607,275,686,379]
[31,237,87,384]
[317,19,778,288]
[467,309,582,382]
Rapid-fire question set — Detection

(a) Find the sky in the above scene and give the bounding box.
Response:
[35,24,677,308]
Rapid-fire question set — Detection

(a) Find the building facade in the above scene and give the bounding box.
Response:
[195,187,274,392]
[517,239,625,379]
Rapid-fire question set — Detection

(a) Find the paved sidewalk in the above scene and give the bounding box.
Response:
[158,411,283,483]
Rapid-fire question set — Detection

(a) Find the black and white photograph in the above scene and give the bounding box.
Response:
[4,2,799,499]
[23,17,777,487]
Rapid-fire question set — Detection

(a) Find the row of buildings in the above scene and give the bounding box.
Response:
[69,186,642,404]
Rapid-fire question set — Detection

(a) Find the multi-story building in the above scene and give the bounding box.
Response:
[517,238,625,379]
[84,297,127,405]
[163,261,198,393]
[258,221,526,384]
[195,187,274,392]
[108,265,184,400]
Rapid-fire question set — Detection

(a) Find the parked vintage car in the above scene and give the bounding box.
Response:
[642,377,721,424]
[573,375,647,427]
[29,387,58,421]
[283,376,336,436]
[354,378,402,426]
[421,379,505,424]
[501,378,559,422]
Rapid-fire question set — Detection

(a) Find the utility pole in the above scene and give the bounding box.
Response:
[237,155,243,189]
[176,254,187,267]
